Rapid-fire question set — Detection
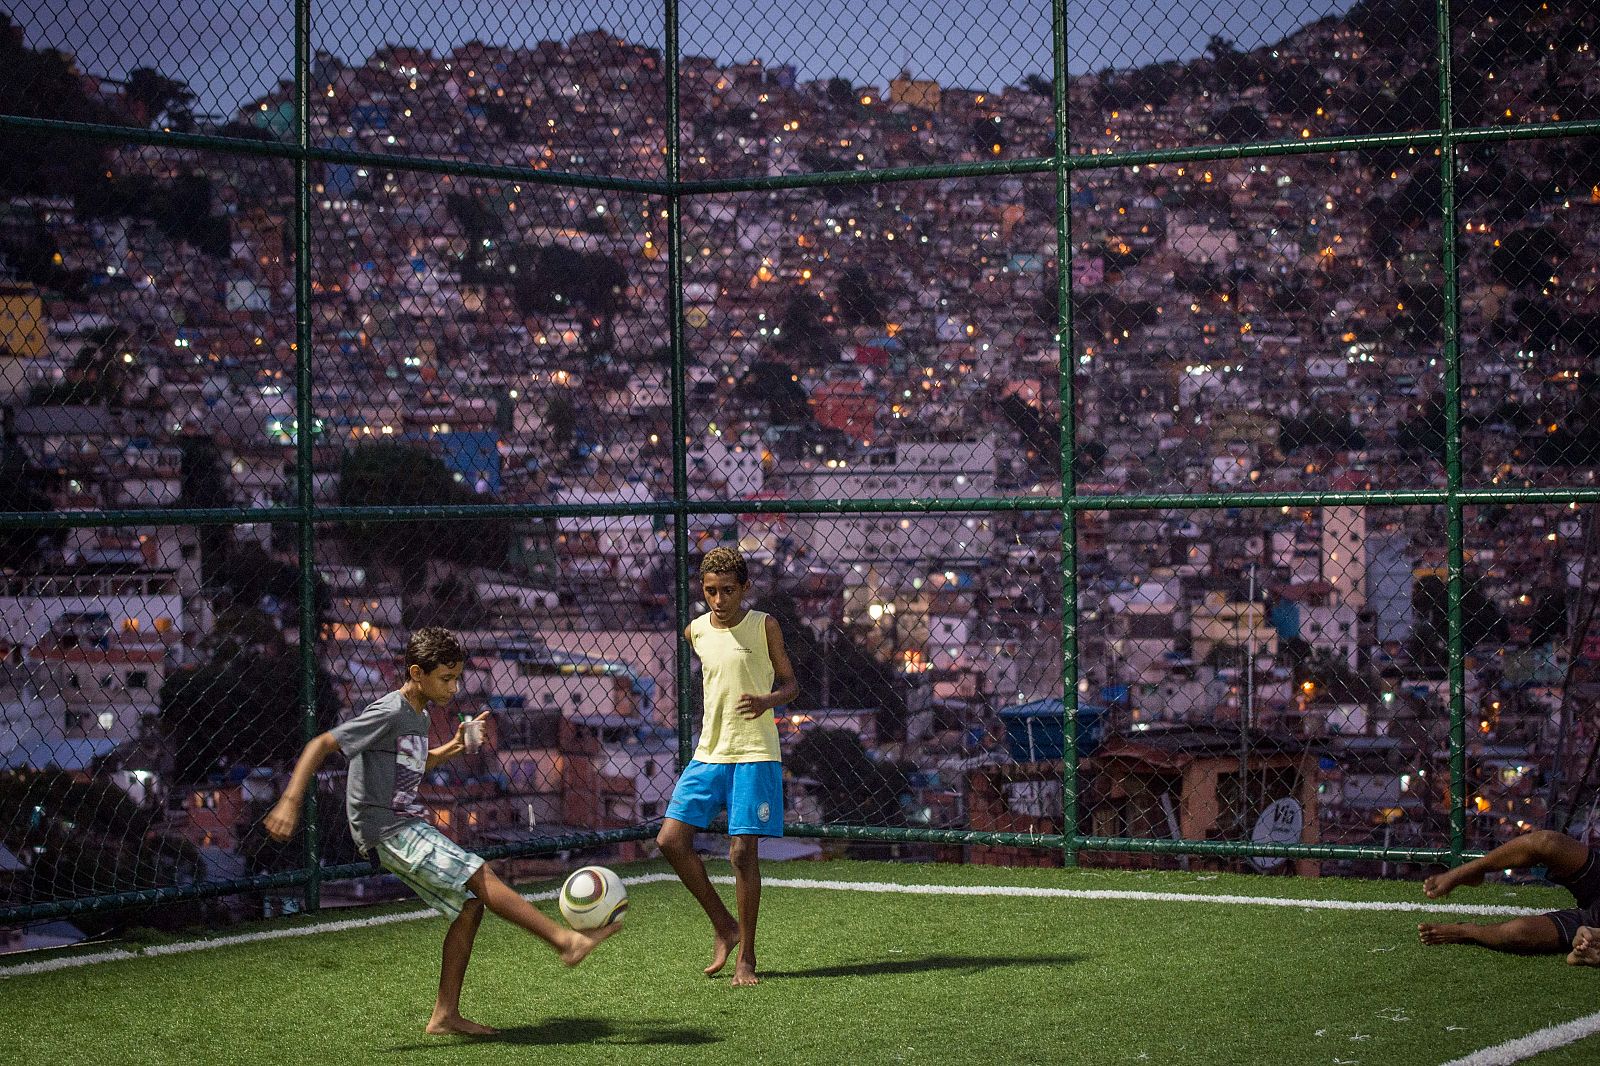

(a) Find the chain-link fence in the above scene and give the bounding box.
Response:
[2,0,1599,929]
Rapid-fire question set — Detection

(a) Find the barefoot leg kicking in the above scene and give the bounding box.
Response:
[422,865,619,1036]
[466,864,620,966]
[1418,830,1600,958]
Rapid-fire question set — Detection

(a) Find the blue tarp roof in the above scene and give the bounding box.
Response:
[2,738,118,771]
[999,699,1106,718]
[402,430,503,493]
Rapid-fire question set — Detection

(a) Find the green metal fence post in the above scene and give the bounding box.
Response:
[1435,0,1468,868]
[1051,0,1080,867]
[665,0,693,772]
[294,0,321,911]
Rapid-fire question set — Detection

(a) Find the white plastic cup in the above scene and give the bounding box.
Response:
[462,718,484,753]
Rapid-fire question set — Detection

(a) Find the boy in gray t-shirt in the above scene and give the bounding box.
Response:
[329,688,431,851]
[265,627,619,1036]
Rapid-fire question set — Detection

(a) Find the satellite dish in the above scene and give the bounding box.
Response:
[1250,797,1304,871]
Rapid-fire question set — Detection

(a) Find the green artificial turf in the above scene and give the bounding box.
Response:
[1,860,1595,1066]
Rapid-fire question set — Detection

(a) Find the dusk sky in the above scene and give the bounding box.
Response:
[32,0,1356,116]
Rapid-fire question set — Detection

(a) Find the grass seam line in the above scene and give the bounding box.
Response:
[735,876,1550,917]
[1437,1008,1600,1066]
[0,875,681,978]
[0,949,137,976]
[0,871,1545,979]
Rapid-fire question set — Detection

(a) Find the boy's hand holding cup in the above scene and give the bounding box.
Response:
[458,711,488,754]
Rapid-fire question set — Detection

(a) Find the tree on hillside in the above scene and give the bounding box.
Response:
[124,67,196,131]
[0,15,113,199]
[154,172,231,257]
[736,360,811,426]
[826,77,857,111]
[336,442,508,583]
[1278,413,1366,454]
[0,452,59,570]
[1204,35,1259,93]
[1347,0,1439,54]
[1413,573,1508,657]
[1397,397,1446,461]
[836,267,885,328]
[511,244,630,349]
[971,115,1005,155]
[0,768,207,933]
[1210,104,1267,144]
[447,191,504,283]
[203,604,289,663]
[177,436,233,583]
[159,656,341,778]
[1267,64,1326,117]
[788,728,910,829]
[208,539,327,624]
[1022,73,1053,98]
[546,393,577,450]
[1000,394,1061,476]
[774,289,836,366]
[1491,227,1571,291]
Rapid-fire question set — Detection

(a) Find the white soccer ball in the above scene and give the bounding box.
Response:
[558,865,628,930]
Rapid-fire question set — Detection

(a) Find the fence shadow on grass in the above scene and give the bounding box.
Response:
[761,953,1087,979]
[387,1017,721,1050]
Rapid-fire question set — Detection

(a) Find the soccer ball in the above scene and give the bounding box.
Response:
[558,865,628,930]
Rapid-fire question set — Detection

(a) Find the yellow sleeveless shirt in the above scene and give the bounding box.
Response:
[689,609,781,763]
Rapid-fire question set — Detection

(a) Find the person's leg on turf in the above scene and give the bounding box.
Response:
[1423,830,1589,898]
[656,816,741,975]
[729,834,761,987]
[428,898,497,1035]
[1419,831,1592,951]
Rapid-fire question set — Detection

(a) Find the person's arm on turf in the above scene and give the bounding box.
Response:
[263,732,342,841]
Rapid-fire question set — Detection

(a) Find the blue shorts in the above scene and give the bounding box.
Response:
[664,760,784,837]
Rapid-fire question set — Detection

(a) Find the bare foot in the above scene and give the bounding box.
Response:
[426,1014,499,1036]
[704,923,740,977]
[1423,865,1484,899]
[1568,927,1600,966]
[559,922,621,967]
[731,957,759,987]
[1418,922,1473,946]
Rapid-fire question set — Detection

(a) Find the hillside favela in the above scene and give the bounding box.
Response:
[4,0,1600,949]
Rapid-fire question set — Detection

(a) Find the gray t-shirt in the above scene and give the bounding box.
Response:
[330,689,430,850]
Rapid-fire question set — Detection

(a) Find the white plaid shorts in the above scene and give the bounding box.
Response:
[374,821,486,921]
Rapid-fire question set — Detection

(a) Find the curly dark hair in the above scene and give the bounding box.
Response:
[405,626,466,674]
[699,547,748,584]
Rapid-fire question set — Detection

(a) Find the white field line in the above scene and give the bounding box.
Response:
[0,949,138,976]
[746,875,1550,918]
[1439,1009,1600,1066]
[0,871,1548,979]
[0,874,680,978]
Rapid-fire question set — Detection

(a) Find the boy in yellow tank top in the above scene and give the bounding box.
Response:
[656,547,799,987]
